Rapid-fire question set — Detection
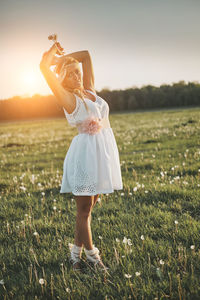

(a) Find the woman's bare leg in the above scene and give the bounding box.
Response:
[89,194,99,224]
[73,194,108,271]
[74,195,94,250]
[73,194,99,249]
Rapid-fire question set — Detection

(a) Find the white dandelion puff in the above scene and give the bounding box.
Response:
[123,237,128,244]
[125,274,132,278]
[127,239,132,246]
[159,259,165,265]
[39,278,45,285]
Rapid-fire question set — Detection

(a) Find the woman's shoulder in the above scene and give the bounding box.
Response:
[62,93,82,125]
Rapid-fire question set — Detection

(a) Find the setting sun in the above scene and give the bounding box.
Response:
[19,69,41,96]
[22,70,37,86]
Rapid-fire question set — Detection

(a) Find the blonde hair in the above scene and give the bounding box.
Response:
[55,57,89,113]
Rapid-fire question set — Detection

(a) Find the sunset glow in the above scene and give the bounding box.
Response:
[22,70,37,85]
[20,70,41,96]
[1,0,200,99]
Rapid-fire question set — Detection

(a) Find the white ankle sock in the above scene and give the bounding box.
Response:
[84,247,96,255]
[84,246,101,263]
[71,244,83,254]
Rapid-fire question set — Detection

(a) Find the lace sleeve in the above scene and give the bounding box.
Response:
[63,94,82,127]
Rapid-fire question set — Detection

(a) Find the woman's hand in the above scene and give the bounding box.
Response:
[54,42,65,55]
[40,43,63,70]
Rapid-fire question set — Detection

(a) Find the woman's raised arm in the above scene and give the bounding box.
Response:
[39,44,76,113]
[60,50,95,92]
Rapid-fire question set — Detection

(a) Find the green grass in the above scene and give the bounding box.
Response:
[0,106,200,300]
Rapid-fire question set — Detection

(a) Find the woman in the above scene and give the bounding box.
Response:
[40,41,123,273]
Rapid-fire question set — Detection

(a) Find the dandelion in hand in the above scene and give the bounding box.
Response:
[48,34,57,42]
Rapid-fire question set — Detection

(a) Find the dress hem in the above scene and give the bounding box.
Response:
[59,187,123,196]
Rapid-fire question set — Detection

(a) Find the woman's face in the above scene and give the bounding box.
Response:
[63,63,83,90]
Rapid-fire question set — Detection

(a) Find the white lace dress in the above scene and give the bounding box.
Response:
[60,89,123,195]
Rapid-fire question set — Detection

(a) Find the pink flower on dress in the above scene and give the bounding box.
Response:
[77,116,103,135]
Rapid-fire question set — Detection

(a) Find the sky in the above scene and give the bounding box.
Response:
[1,0,200,99]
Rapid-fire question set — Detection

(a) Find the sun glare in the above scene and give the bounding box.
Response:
[23,71,37,85]
[19,69,41,96]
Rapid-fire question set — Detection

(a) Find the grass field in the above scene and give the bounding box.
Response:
[0,106,200,300]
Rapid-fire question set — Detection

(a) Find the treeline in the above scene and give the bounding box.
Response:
[0,81,200,121]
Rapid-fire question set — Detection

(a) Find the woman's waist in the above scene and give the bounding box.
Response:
[76,116,111,135]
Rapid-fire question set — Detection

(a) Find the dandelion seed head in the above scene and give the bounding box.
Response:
[123,237,128,244]
[39,278,45,285]
[159,259,165,265]
[127,239,132,246]
[125,274,132,278]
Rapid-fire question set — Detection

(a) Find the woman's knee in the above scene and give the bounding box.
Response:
[75,195,94,218]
